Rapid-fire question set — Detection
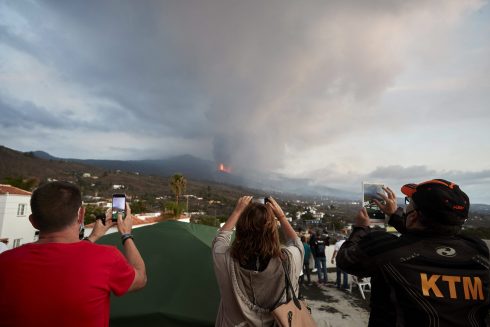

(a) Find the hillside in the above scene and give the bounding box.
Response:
[0,146,300,218]
[29,150,356,200]
[0,145,252,199]
[1,145,489,229]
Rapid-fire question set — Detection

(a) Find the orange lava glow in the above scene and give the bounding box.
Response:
[218,163,231,173]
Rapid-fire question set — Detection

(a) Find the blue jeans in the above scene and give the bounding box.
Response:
[336,268,348,289]
[315,257,327,282]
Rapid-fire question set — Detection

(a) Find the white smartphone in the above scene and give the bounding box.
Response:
[362,182,386,224]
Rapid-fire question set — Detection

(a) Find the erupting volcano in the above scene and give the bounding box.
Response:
[218,163,231,174]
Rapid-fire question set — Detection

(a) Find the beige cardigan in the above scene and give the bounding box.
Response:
[212,231,304,327]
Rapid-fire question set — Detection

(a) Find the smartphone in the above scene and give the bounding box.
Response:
[112,194,126,222]
[362,182,386,224]
[252,197,270,205]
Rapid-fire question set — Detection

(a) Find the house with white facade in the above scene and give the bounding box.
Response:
[0,184,37,250]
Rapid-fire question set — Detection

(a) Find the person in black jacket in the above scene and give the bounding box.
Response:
[310,231,328,283]
[337,179,490,327]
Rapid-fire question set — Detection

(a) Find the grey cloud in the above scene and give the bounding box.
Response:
[0,95,134,134]
[308,164,490,203]
[0,98,66,129]
[368,165,438,180]
[366,165,490,203]
[1,0,487,174]
[3,1,406,164]
[368,165,490,186]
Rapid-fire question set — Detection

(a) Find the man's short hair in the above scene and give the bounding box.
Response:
[30,181,82,232]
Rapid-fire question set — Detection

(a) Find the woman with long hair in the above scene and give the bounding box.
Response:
[212,196,304,326]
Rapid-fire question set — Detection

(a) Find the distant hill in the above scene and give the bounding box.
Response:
[31,151,217,180]
[28,148,356,200]
[2,145,489,227]
[0,146,265,204]
[0,146,105,183]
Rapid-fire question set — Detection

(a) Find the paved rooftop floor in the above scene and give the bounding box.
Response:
[300,271,370,327]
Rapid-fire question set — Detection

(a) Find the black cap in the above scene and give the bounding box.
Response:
[401,179,469,226]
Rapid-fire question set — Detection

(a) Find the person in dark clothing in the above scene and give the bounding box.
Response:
[311,232,327,283]
[337,179,490,327]
[308,229,317,273]
[300,236,312,285]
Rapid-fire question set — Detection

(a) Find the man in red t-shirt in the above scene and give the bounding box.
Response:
[0,181,147,327]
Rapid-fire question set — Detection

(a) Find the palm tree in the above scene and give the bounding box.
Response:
[169,173,187,207]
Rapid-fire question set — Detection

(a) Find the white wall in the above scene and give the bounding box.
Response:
[0,195,7,237]
[0,194,36,249]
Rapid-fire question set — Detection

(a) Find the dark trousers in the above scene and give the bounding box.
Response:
[336,267,348,289]
[300,262,311,284]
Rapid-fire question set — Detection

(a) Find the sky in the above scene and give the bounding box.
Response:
[0,0,489,203]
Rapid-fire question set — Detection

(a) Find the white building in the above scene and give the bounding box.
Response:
[0,185,37,250]
[83,213,165,237]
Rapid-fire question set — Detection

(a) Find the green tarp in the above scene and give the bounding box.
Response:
[98,221,220,327]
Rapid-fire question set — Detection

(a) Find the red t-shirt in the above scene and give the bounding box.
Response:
[0,241,135,327]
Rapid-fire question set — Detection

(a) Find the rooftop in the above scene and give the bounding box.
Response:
[0,184,32,196]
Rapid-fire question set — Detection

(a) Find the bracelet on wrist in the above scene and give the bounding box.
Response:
[121,233,134,245]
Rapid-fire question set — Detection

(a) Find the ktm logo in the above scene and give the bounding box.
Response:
[420,273,484,300]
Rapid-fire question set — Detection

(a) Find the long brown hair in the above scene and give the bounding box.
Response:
[230,203,282,265]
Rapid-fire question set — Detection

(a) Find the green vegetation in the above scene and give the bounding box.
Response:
[461,228,490,240]
[300,208,314,220]
[2,176,38,191]
[191,215,226,228]
[131,200,148,214]
[323,215,346,231]
[165,201,185,218]
[169,173,187,207]
[83,204,106,225]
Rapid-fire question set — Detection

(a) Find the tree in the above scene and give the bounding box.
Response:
[169,173,187,206]
[301,208,314,220]
[165,201,185,218]
[83,205,105,225]
[131,200,147,214]
[2,176,38,191]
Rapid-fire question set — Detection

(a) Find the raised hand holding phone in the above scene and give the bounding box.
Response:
[112,193,126,222]
[362,182,387,224]
[117,203,132,235]
[373,186,398,216]
[85,208,115,242]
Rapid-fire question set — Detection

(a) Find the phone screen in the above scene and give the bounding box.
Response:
[252,197,265,204]
[252,197,270,205]
[112,194,126,221]
[362,182,386,224]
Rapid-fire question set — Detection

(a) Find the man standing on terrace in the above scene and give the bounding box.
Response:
[337,179,490,326]
[0,181,147,327]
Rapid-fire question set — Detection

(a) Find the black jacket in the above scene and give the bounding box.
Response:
[337,212,490,327]
[310,236,326,258]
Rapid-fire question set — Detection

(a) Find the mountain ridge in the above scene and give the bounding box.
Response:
[28,148,356,200]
